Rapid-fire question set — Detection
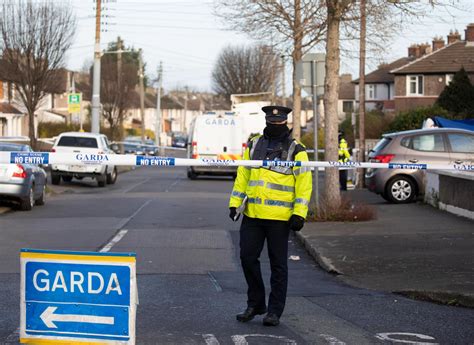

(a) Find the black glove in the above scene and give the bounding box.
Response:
[229,207,240,222]
[288,215,305,231]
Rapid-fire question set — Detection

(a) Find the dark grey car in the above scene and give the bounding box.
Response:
[365,128,474,203]
[0,143,47,210]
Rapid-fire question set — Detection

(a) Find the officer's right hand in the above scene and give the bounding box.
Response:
[229,207,239,222]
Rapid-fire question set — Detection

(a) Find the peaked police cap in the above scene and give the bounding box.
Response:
[262,105,292,122]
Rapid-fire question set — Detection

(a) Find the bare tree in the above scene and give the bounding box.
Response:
[212,44,278,99]
[0,0,76,148]
[214,0,326,140]
[99,38,140,141]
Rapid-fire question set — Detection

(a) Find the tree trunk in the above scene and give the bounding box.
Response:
[291,0,302,140]
[323,3,342,210]
[28,109,37,150]
[357,0,366,188]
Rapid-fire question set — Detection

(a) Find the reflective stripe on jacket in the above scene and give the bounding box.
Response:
[229,135,312,221]
[338,138,350,163]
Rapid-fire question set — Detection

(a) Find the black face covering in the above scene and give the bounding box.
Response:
[265,122,289,138]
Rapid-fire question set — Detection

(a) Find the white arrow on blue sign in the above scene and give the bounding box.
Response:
[20,248,137,344]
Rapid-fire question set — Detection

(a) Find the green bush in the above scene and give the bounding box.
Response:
[301,128,324,160]
[388,105,449,132]
[339,110,393,146]
[38,122,90,138]
[436,67,474,117]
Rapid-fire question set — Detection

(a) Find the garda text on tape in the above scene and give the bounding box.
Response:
[1,151,473,171]
[20,248,137,344]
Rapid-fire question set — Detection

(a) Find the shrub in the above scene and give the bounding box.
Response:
[388,105,449,132]
[436,67,474,117]
[339,110,393,147]
[301,128,324,160]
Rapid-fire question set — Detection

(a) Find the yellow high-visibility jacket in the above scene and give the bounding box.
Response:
[229,135,312,221]
[338,138,351,163]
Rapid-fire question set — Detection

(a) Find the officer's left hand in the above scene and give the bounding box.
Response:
[288,215,305,231]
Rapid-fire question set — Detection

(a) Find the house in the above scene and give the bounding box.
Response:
[338,74,356,120]
[391,24,474,113]
[352,58,414,112]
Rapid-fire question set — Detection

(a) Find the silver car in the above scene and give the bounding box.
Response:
[365,128,474,203]
[0,143,47,210]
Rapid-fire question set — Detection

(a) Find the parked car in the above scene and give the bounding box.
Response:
[366,128,474,203]
[172,132,187,148]
[50,132,117,187]
[0,143,47,210]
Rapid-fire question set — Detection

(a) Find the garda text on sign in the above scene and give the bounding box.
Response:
[20,248,137,344]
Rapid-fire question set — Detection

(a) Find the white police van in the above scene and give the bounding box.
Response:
[50,132,117,187]
[187,112,245,179]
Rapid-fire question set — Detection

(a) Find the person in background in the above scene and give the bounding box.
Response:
[338,131,351,191]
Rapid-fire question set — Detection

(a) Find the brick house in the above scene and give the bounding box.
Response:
[352,58,413,112]
[391,24,474,113]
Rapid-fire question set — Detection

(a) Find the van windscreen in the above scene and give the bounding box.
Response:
[57,136,98,148]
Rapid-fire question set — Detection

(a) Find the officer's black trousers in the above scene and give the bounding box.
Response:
[339,169,348,191]
[239,215,290,317]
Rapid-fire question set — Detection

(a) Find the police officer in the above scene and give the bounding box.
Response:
[338,131,351,191]
[229,105,312,326]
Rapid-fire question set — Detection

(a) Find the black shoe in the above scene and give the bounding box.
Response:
[263,313,280,326]
[236,307,267,322]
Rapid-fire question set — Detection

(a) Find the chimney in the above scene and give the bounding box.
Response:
[408,44,419,58]
[419,43,431,56]
[432,37,445,51]
[465,23,474,44]
[447,30,461,44]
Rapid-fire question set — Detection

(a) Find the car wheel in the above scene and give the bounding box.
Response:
[35,185,46,206]
[20,186,34,211]
[62,176,73,182]
[386,176,416,204]
[107,167,118,184]
[97,173,106,187]
[187,169,197,180]
[51,173,60,185]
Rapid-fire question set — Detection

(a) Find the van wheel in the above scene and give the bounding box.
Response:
[187,169,197,180]
[107,167,118,184]
[386,176,416,204]
[97,173,107,187]
[51,173,60,185]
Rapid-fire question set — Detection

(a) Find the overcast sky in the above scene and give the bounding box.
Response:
[67,0,474,94]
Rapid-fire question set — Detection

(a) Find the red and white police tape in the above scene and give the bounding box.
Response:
[1,151,473,171]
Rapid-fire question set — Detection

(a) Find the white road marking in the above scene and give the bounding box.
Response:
[231,334,297,345]
[202,334,220,345]
[100,199,152,252]
[100,229,129,253]
[375,332,438,344]
[319,333,346,345]
[4,328,19,344]
[122,177,150,194]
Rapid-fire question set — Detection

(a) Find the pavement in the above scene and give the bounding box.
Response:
[297,188,474,307]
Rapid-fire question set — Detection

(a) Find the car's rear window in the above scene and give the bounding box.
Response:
[0,144,30,152]
[57,136,98,148]
[371,137,391,154]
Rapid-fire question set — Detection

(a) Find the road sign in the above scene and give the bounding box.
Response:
[67,93,82,113]
[295,53,326,96]
[20,248,137,344]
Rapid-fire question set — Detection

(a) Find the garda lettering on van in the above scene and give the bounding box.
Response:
[75,154,110,165]
[205,118,236,126]
[453,163,474,171]
[10,152,49,165]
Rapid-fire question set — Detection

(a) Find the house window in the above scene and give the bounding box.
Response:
[367,84,377,100]
[446,74,454,85]
[407,75,423,95]
[342,101,353,113]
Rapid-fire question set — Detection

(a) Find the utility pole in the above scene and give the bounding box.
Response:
[117,37,124,142]
[91,0,102,133]
[138,49,146,144]
[358,0,367,188]
[183,86,188,133]
[155,61,163,154]
[281,55,286,107]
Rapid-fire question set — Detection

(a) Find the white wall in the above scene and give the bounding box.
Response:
[355,83,392,101]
